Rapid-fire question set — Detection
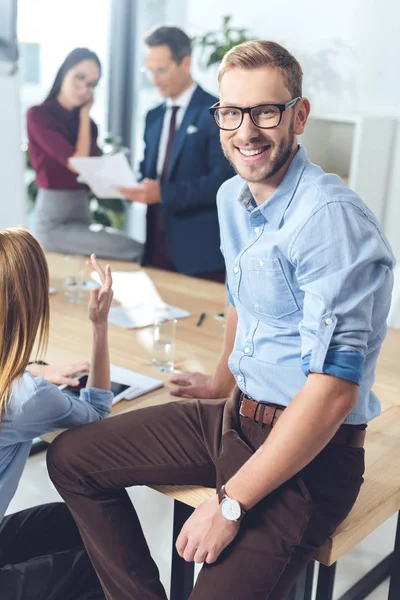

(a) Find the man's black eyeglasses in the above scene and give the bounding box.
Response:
[209,98,301,130]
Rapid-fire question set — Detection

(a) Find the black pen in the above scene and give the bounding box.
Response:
[196,312,206,327]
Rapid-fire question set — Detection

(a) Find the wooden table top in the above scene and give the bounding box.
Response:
[43,253,400,567]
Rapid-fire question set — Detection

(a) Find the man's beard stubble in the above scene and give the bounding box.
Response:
[222,115,295,184]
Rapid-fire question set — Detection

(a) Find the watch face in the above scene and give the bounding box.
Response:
[220,497,241,521]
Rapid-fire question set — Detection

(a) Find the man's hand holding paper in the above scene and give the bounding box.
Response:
[118,179,161,205]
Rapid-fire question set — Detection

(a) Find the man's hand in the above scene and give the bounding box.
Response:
[27,362,90,386]
[169,372,224,398]
[118,179,161,205]
[176,495,240,564]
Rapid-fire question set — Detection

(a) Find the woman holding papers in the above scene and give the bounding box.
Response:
[27,48,142,261]
[0,228,113,599]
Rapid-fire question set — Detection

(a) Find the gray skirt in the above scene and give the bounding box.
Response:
[34,188,142,261]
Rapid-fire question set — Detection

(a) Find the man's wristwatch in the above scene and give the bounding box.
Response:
[218,485,245,522]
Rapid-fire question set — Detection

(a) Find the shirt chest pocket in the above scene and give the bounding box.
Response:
[249,257,299,319]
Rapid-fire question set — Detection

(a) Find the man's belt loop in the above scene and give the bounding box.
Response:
[258,402,266,428]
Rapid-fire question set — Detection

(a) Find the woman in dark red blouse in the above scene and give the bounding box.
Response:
[27,48,142,260]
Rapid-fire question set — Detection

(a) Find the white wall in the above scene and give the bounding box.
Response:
[187,0,400,257]
[18,0,111,137]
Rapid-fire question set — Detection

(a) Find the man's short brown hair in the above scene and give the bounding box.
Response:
[144,26,191,64]
[218,40,303,98]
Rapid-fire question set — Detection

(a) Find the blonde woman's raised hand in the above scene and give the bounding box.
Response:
[87,254,113,326]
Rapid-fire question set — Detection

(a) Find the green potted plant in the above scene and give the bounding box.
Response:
[193,15,253,69]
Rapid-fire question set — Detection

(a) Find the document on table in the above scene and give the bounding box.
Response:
[91,270,191,328]
[69,153,138,199]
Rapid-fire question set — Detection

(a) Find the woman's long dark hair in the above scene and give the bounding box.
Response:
[44,48,102,103]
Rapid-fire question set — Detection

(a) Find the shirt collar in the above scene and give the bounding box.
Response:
[166,82,197,110]
[237,145,308,229]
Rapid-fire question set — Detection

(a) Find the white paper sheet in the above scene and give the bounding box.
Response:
[108,304,191,329]
[69,153,137,199]
[91,270,191,329]
[105,271,164,308]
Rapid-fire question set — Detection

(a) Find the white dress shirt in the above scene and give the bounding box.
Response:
[156,82,198,178]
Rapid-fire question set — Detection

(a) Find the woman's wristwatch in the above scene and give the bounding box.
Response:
[218,485,246,522]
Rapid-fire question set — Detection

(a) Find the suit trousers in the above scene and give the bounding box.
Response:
[47,391,365,600]
[0,502,104,599]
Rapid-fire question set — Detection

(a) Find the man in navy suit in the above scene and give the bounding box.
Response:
[118,26,233,281]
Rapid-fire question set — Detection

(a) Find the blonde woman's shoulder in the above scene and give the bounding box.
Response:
[7,372,47,414]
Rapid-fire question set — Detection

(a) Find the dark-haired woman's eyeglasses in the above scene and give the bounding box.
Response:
[73,72,98,90]
[209,98,301,130]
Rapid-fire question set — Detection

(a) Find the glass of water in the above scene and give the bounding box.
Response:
[152,311,177,372]
[64,255,84,304]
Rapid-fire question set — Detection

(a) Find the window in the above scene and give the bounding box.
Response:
[125,0,187,243]
[18,0,111,138]
[19,42,40,84]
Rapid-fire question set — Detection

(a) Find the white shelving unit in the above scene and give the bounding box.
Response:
[301,115,396,222]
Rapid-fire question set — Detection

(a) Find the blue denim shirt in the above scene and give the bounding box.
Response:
[0,373,113,521]
[218,146,394,424]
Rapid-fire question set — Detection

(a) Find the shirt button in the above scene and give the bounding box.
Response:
[254,227,260,233]
[259,260,264,267]
[325,317,333,326]
[237,375,243,382]
[244,347,250,353]
[233,266,239,274]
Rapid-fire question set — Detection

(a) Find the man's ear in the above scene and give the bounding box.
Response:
[293,98,311,136]
[181,55,192,73]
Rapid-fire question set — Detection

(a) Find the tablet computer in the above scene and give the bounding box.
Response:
[60,368,164,405]
[61,373,131,405]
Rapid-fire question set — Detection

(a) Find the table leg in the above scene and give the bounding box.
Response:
[336,553,392,600]
[388,511,400,600]
[316,563,336,600]
[170,500,195,600]
[286,561,315,600]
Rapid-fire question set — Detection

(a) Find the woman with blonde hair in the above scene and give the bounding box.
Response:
[0,228,113,599]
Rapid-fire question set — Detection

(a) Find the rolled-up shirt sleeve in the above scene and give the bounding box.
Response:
[290,200,394,385]
[9,375,113,442]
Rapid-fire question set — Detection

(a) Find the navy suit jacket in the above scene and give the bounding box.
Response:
[139,85,234,275]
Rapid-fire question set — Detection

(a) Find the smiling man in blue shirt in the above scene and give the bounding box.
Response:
[48,41,394,600]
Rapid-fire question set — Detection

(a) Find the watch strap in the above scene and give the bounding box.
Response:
[218,484,227,505]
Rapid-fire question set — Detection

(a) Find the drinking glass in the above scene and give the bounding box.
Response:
[64,255,84,304]
[152,311,176,372]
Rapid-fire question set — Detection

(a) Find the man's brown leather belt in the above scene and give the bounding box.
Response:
[239,395,366,448]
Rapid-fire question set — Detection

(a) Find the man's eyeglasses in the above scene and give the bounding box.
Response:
[140,64,178,80]
[209,98,301,130]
